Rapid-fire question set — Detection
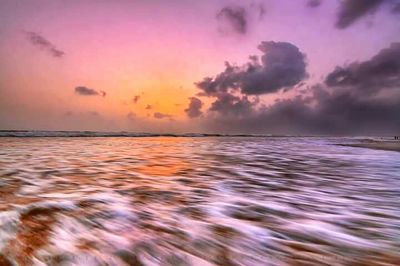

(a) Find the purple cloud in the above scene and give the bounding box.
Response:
[335,0,384,29]
[153,112,172,119]
[25,31,65,58]
[185,97,203,118]
[75,86,106,97]
[217,6,247,35]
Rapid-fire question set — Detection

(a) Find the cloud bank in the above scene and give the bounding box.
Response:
[325,42,400,94]
[188,42,400,135]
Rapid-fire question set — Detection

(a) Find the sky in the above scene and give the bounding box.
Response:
[0,0,399,134]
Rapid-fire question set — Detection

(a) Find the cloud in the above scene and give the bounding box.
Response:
[193,41,307,122]
[196,41,307,96]
[392,3,400,13]
[193,43,400,135]
[325,42,400,95]
[216,3,268,36]
[153,112,172,119]
[250,2,266,20]
[25,31,65,58]
[306,0,322,8]
[216,6,247,35]
[75,86,98,96]
[209,93,256,117]
[204,85,400,135]
[335,0,384,29]
[184,97,203,118]
[310,87,400,134]
[89,111,100,116]
[145,104,152,110]
[132,95,140,104]
[127,112,136,120]
[74,86,106,97]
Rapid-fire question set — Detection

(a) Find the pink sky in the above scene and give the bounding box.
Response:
[0,0,399,133]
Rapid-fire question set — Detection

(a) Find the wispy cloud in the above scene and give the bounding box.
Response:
[216,6,247,35]
[335,0,384,29]
[25,31,65,58]
[306,0,322,8]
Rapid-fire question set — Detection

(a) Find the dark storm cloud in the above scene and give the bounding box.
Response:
[205,86,400,135]
[132,95,140,104]
[325,42,400,94]
[335,0,384,29]
[153,112,172,119]
[74,86,106,97]
[306,0,322,8]
[25,31,65,58]
[192,41,307,123]
[196,41,307,96]
[311,88,400,134]
[216,6,247,34]
[184,97,203,118]
[392,2,400,13]
[193,43,400,135]
[209,93,255,117]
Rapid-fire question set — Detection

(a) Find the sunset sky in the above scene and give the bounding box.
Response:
[0,0,399,134]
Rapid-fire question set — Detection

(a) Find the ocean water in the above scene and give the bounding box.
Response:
[0,137,399,265]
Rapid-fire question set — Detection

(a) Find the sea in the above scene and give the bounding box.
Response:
[0,132,399,265]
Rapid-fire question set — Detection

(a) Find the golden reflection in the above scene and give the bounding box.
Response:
[133,138,193,177]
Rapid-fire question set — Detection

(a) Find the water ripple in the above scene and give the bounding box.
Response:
[0,137,399,265]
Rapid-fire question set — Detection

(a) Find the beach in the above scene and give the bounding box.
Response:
[338,139,400,152]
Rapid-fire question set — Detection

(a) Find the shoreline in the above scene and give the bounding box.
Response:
[338,141,400,152]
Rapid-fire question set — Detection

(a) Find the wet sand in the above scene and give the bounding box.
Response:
[339,140,400,152]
